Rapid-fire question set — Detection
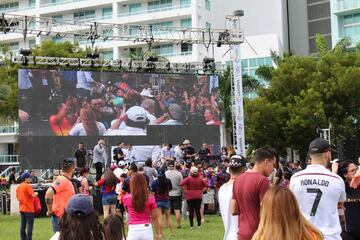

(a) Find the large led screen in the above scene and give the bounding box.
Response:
[18,69,221,168]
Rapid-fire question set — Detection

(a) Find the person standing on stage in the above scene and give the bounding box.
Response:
[74,142,87,168]
[93,139,108,181]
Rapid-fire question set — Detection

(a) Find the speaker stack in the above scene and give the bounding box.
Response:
[337,139,358,163]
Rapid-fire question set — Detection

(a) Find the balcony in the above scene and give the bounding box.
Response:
[0,155,19,165]
[40,0,86,8]
[333,0,360,14]
[118,4,191,19]
[1,6,35,13]
[0,124,18,135]
[159,51,192,57]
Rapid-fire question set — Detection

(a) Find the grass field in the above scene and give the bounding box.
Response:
[0,214,225,240]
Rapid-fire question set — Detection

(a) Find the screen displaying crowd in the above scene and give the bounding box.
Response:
[18,69,221,137]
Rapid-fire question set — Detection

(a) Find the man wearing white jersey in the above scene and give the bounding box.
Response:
[290,138,346,240]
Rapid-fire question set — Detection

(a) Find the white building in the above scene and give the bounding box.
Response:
[0,122,18,175]
[0,0,238,64]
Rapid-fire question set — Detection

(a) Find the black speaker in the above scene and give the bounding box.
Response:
[337,139,358,163]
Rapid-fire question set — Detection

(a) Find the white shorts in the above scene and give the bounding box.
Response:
[127,223,154,240]
[203,189,215,204]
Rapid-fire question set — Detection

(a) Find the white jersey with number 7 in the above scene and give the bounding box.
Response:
[290,164,346,240]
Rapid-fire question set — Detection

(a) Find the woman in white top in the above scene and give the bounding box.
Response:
[218,155,246,240]
[69,106,106,136]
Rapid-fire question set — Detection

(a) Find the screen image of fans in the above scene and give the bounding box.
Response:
[19,69,221,137]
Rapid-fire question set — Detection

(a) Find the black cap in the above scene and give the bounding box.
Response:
[309,138,332,154]
[229,155,247,168]
[168,161,175,167]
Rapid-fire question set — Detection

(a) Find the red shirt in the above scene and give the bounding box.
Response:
[232,172,270,240]
[180,175,209,200]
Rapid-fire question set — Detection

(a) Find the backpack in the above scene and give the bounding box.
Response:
[33,196,41,215]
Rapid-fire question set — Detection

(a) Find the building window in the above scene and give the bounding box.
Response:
[154,44,173,56]
[181,43,192,54]
[9,42,19,52]
[129,3,142,15]
[74,10,96,22]
[52,36,63,43]
[205,0,210,11]
[52,15,63,24]
[103,29,113,37]
[181,18,191,28]
[153,21,173,34]
[148,0,172,11]
[341,13,360,44]
[0,2,19,11]
[241,57,273,79]
[181,0,191,7]
[102,51,113,61]
[129,26,141,36]
[29,0,35,7]
[28,20,36,30]
[206,22,211,29]
[29,39,36,48]
[102,7,112,19]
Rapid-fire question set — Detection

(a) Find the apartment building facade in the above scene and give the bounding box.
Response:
[331,0,360,48]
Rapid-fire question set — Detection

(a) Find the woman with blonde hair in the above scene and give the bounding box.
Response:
[227,145,236,159]
[252,186,323,240]
[69,105,106,136]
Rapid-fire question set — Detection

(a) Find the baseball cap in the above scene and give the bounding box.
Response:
[190,167,198,174]
[309,138,332,154]
[168,103,183,120]
[183,139,191,145]
[168,161,175,168]
[21,172,31,180]
[118,160,126,167]
[140,89,154,98]
[63,157,75,168]
[229,155,247,168]
[66,194,94,217]
[126,106,148,122]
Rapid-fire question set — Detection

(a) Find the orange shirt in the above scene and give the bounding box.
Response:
[16,182,35,213]
[52,176,75,217]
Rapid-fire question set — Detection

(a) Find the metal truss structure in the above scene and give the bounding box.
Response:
[0,13,244,46]
[1,12,245,150]
[12,55,224,72]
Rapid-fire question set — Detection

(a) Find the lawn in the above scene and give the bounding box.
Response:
[0,214,225,240]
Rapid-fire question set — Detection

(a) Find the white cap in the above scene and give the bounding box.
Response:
[126,106,148,122]
[140,89,154,98]
[118,161,126,167]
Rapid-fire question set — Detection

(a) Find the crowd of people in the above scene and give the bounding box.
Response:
[19,69,221,136]
[14,137,360,240]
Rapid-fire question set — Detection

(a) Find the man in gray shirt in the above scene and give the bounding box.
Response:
[93,139,107,181]
[165,161,183,228]
[143,159,158,186]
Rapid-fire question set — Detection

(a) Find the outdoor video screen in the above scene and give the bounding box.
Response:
[19,69,220,136]
[18,68,221,168]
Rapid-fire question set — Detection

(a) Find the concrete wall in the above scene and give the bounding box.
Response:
[288,0,309,55]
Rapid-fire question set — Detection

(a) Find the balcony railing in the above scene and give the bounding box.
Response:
[118,4,191,17]
[0,124,18,134]
[40,0,86,8]
[0,155,19,164]
[159,51,193,57]
[334,0,360,13]
[1,6,35,13]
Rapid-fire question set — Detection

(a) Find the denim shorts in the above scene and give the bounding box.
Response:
[102,195,117,205]
[156,200,171,209]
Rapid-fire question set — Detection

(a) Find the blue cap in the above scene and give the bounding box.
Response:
[66,194,94,217]
[21,172,31,180]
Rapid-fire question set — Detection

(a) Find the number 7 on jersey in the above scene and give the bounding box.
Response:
[307,188,323,216]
